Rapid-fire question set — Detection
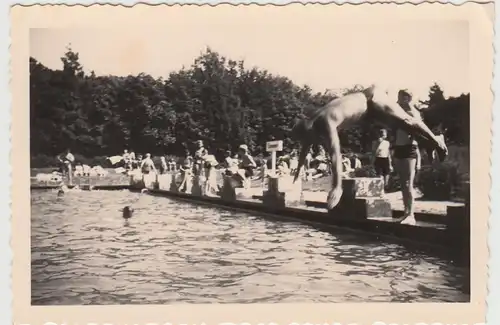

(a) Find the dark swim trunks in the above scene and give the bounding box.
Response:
[374,157,391,176]
[393,145,419,159]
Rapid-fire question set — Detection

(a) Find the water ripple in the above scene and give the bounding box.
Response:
[31,189,469,305]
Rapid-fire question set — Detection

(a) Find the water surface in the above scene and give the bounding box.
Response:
[31,189,469,305]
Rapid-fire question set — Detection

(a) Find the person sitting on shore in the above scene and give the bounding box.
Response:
[223,151,239,175]
[342,154,352,174]
[82,164,91,176]
[222,150,234,168]
[91,165,107,177]
[314,146,327,162]
[74,164,83,177]
[235,144,257,189]
[168,158,177,172]
[277,157,290,176]
[289,150,299,176]
[140,153,157,175]
[350,154,362,170]
[132,154,142,170]
[316,158,330,178]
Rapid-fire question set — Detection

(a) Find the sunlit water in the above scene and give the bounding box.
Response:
[31,189,469,305]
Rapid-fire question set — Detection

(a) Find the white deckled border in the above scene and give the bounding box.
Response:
[2,1,498,325]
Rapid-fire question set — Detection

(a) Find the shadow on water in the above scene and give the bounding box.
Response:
[30,189,470,305]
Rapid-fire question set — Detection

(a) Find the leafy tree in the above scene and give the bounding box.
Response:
[29,46,470,167]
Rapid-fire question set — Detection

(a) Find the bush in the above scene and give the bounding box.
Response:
[386,173,401,193]
[417,162,463,201]
[31,154,59,168]
[349,165,378,178]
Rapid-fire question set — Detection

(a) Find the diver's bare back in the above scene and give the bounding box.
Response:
[324,86,411,130]
[326,85,447,152]
[321,92,369,131]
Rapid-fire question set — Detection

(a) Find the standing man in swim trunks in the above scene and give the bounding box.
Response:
[393,90,422,225]
[140,153,157,175]
[372,128,393,191]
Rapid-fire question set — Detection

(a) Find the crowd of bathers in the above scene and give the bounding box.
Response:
[49,135,401,193]
[121,141,260,195]
[114,139,369,194]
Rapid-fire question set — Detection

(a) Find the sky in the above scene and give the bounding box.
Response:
[30,20,469,102]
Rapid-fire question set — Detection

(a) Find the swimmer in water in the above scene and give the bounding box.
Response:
[122,206,134,219]
[57,184,69,196]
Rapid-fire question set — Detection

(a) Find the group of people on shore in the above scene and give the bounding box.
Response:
[179,141,258,194]
[120,140,258,195]
[120,139,368,193]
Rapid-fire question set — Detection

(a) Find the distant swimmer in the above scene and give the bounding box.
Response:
[122,206,134,219]
[57,184,69,197]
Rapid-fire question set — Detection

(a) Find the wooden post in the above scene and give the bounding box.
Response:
[266,140,283,176]
[67,163,73,186]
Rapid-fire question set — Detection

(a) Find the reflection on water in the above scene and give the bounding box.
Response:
[31,189,469,305]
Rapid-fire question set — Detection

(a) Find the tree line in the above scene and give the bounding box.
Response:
[30,46,470,167]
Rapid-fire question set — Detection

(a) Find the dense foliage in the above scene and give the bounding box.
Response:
[30,46,470,167]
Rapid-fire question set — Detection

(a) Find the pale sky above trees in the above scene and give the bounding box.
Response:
[30,20,468,102]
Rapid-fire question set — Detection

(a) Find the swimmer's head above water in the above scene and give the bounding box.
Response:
[57,184,69,196]
[122,206,134,219]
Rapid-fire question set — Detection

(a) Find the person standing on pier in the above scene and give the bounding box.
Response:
[159,156,168,175]
[57,149,75,186]
[140,153,157,175]
[372,128,393,191]
[393,90,422,225]
[178,154,194,193]
[194,140,208,177]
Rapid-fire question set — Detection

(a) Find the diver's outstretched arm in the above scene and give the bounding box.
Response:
[397,114,447,161]
[371,93,448,161]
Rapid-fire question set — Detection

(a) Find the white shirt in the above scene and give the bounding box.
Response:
[374,139,391,158]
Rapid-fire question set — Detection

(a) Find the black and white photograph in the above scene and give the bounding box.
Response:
[27,5,477,307]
